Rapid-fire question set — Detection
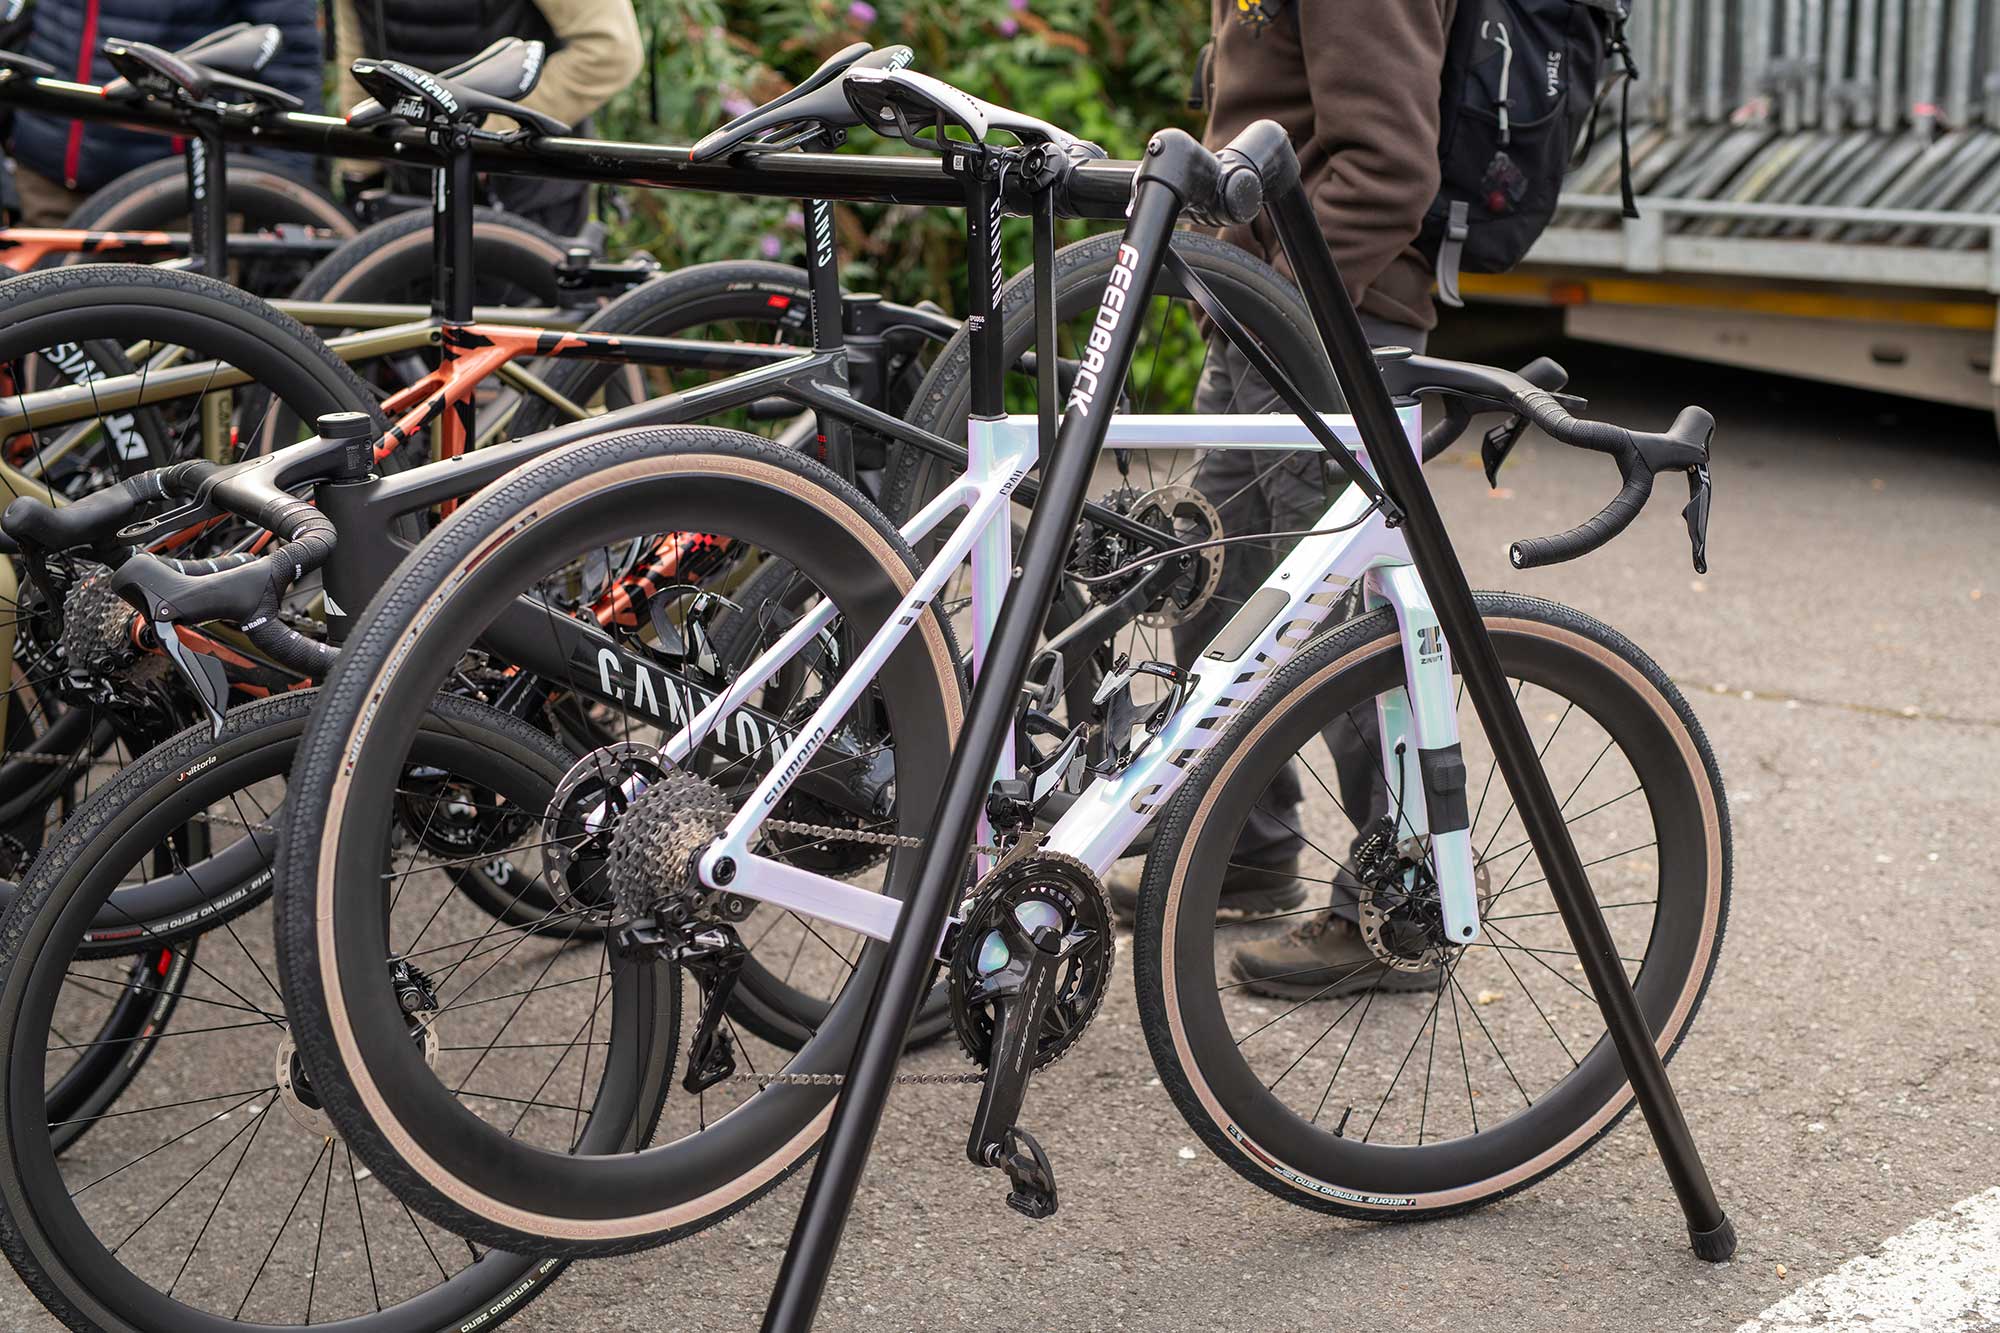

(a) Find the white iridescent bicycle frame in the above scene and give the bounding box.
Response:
[676,403,1482,949]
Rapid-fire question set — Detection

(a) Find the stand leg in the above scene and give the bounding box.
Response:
[758,175,1187,1333]
[1262,183,1734,1262]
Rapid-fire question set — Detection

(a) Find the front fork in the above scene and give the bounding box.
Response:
[1368,563,1480,945]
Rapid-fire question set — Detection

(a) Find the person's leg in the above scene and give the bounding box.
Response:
[1111,335,1306,915]
[12,168,88,227]
[1225,315,1456,998]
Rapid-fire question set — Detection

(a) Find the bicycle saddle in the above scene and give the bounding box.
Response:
[102,24,303,110]
[688,42,913,162]
[0,49,58,79]
[843,68,1088,153]
[347,38,569,136]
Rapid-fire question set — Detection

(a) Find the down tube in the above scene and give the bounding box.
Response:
[1042,476,1404,874]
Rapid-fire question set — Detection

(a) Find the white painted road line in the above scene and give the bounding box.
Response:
[1737,1188,2000,1332]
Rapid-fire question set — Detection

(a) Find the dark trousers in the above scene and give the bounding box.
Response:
[1170,318,1427,915]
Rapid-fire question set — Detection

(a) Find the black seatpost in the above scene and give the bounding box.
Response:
[1258,158,1736,1263]
[433,141,477,324]
[759,151,1185,1333]
[803,198,856,481]
[183,115,229,279]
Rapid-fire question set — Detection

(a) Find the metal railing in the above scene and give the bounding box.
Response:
[1537,0,2000,290]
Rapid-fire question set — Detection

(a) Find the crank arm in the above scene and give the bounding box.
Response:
[965,920,1064,1169]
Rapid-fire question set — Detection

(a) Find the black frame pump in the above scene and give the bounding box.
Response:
[760,124,1732,1332]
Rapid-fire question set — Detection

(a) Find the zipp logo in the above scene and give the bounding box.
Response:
[1065,243,1140,418]
[1416,625,1445,660]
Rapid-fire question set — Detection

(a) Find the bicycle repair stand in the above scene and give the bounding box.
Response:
[760,133,1734,1333]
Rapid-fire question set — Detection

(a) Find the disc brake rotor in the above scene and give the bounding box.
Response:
[543,741,673,919]
[1132,484,1223,627]
[1355,828,1495,973]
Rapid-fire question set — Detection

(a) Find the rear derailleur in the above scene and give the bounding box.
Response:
[593,767,756,1093]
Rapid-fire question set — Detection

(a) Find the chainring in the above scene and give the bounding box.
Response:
[949,852,1114,1071]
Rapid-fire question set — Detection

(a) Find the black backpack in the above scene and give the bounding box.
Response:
[1420,0,1636,307]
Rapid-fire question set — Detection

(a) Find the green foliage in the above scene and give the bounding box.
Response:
[599,0,1206,307]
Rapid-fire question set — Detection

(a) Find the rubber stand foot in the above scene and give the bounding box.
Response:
[1689,1213,1737,1263]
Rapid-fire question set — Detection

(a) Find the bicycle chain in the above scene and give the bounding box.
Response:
[722,1069,986,1087]
[611,801,1005,860]
[761,817,1006,860]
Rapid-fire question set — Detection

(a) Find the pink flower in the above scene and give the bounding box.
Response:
[848,1,877,23]
[785,208,805,229]
[998,15,1019,34]
[1009,0,1028,11]
[722,93,755,118]
[760,234,784,259]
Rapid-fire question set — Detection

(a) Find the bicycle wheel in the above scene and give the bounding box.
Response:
[0,601,196,1160]
[0,264,388,930]
[1134,594,1730,1218]
[59,154,355,297]
[285,206,566,310]
[895,228,1341,731]
[278,424,964,1255]
[0,262,387,469]
[0,689,675,1332]
[506,259,853,446]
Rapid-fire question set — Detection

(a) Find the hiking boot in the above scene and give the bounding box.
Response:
[1108,856,1307,922]
[1229,911,1442,1000]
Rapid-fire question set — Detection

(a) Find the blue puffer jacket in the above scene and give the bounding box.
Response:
[11,0,321,196]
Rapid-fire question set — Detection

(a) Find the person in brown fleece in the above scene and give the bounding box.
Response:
[1109,0,1456,1002]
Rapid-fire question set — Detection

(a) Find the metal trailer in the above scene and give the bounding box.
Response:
[1459,0,2000,426]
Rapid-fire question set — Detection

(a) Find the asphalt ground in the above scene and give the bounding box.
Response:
[1,322,1994,1331]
